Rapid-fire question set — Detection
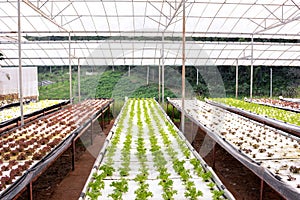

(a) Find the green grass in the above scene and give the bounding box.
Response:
[39,81,70,100]
[211,98,300,126]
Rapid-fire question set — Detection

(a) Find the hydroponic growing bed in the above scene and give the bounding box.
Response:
[0,98,113,200]
[209,98,300,127]
[206,98,300,137]
[0,99,29,110]
[0,100,70,131]
[245,98,300,113]
[279,96,300,103]
[80,98,234,200]
[168,98,300,200]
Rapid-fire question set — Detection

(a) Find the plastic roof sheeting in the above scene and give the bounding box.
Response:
[0,0,299,67]
[1,40,299,66]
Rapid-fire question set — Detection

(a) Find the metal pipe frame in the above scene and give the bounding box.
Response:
[18,0,24,126]
[180,0,186,133]
[235,59,238,98]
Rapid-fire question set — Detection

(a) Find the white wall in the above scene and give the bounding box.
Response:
[0,67,38,98]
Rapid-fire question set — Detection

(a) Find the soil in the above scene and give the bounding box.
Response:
[15,118,285,200]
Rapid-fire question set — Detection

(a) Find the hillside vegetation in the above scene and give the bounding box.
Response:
[38,66,300,100]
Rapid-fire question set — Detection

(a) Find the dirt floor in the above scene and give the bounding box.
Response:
[16,118,285,200]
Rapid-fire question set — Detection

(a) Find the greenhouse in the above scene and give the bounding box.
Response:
[0,0,299,200]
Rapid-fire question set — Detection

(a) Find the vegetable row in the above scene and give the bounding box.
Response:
[246,98,300,112]
[83,98,231,200]
[210,98,300,126]
[168,99,300,191]
[0,99,112,194]
[0,100,67,123]
[0,99,20,109]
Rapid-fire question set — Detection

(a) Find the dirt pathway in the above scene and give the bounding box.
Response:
[49,120,114,200]
[16,120,114,200]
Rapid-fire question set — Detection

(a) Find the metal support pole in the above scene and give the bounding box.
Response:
[71,140,75,171]
[69,33,72,104]
[162,33,165,105]
[196,68,199,85]
[91,120,93,145]
[270,68,273,98]
[78,58,81,102]
[147,66,149,85]
[102,111,104,129]
[212,145,216,169]
[158,59,161,103]
[250,35,254,99]
[128,66,131,77]
[236,59,239,99]
[181,0,186,133]
[27,182,33,200]
[172,105,175,120]
[18,0,24,126]
[260,179,264,200]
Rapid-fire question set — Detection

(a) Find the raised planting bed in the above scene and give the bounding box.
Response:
[0,98,113,200]
[168,98,300,199]
[0,99,24,110]
[80,98,234,200]
[245,98,300,113]
[206,98,300,137]
[279,96,300,103]
[209,98,300,127]
[0,100,70,131]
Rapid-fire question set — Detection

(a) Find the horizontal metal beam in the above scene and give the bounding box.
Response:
[2,56,299,61]
[0,30,299,38]
[2,0,295,7]
[1,40,299,46]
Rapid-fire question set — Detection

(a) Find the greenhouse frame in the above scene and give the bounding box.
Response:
[0,0,299,200]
